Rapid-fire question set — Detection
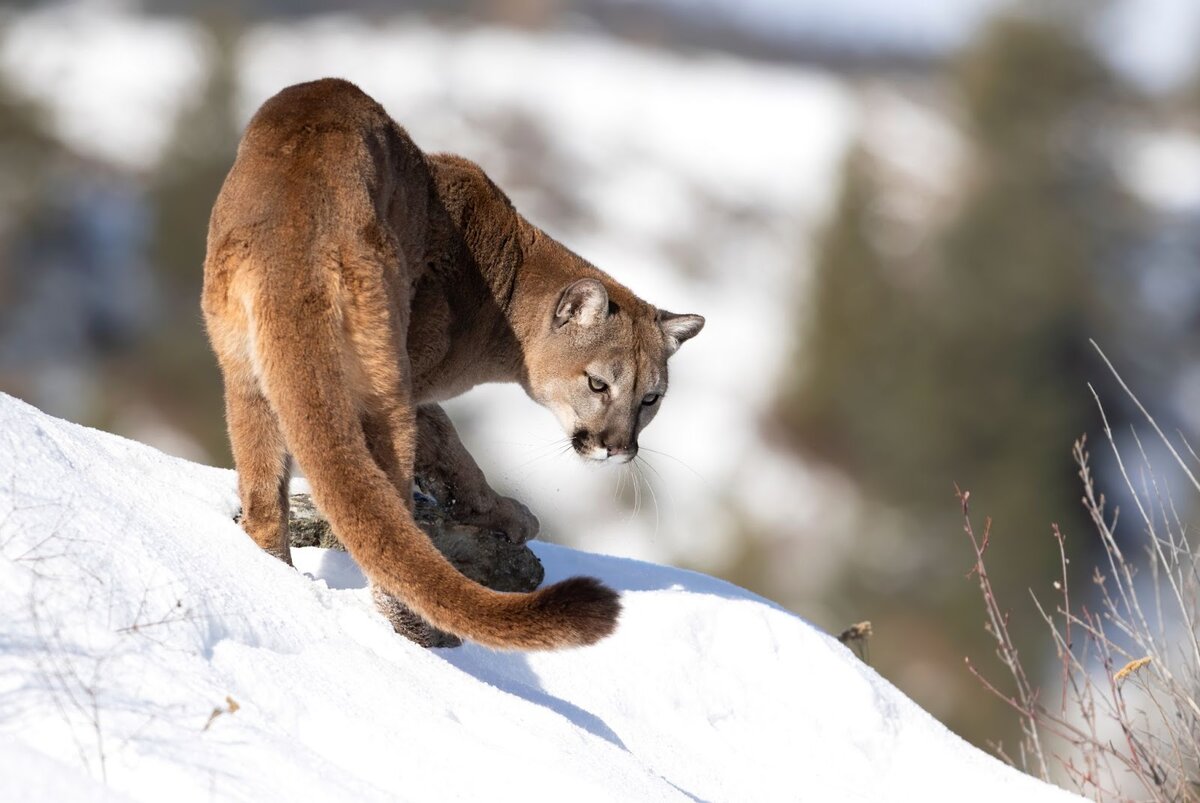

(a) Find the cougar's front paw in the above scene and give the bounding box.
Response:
[462,496,540,544]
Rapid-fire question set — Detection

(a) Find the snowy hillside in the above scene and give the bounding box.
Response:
[0,393,1075,802]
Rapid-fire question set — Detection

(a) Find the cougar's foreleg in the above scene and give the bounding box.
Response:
[414,404,539,544]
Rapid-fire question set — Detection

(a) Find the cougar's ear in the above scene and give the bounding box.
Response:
[659,311,705,354]
[555,279,609,328]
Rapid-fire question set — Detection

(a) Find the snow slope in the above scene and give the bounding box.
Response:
[0,392,1076,802]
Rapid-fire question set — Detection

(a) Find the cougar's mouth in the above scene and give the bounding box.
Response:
[571,429,607,462]
[571,429,634,463]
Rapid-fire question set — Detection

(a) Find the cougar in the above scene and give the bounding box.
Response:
[202,78,704,650]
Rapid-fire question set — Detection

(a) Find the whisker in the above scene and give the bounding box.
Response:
[638,445,714,491]
[630,460,642,521]
[634,457,661,541]
[511,438,573,472]
[636,454,676,515]
[613,460,627,502]
[544,438,579,459]
[509,442,575,482]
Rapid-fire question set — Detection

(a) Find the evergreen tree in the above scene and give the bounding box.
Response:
[138,17,242,462]
[774,14,1138,748]
[0,60,56,310]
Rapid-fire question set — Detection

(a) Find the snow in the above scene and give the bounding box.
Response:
[236,20,852,217]
[623,0,1004,51]
[1118,130,1200,214]
[0,392,1078,801]
[1099,0,1200,91]
[0,6,211,171]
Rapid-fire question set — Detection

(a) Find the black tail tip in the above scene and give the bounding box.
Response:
[536,575,622,648]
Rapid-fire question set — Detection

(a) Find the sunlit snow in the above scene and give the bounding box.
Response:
[0,393,1080,801]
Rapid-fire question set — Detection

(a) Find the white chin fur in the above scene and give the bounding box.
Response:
[581,448,635,464]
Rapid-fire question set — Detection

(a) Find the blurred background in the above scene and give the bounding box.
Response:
[2,0,1199,760]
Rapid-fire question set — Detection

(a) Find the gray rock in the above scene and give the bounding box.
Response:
[287,493,343,550]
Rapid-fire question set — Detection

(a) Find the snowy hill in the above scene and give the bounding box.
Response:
[0,392,1075,802]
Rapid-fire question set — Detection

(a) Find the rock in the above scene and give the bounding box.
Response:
[287,493,342,550]
[278,478,545,648]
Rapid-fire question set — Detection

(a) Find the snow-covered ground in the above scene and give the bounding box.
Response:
[0,392,1077,801]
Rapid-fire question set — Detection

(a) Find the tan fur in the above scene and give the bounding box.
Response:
[202,78,703,650]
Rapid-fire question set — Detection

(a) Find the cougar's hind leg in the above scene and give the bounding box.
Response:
[343,244,460,647]
[343,233,421,508]
[363,396,461,648]
[362,379,460,648]
[225,370,293,564]
[362,401,416,508]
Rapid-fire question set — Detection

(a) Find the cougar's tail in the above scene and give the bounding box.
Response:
[245,272,619,650]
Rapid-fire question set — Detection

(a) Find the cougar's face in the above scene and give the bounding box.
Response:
[528,278,704,464]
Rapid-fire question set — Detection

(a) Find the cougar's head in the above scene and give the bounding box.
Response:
[527,278,704,463]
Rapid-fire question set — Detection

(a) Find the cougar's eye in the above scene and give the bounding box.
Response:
[642,393,661,407]
[587,375,608,393]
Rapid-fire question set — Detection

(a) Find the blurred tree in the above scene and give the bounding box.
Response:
[773,13,1138,749]
[0,53,160,430]
[136,16,242,463]
[0,77,52,206]
[0,60,56,309]
[776,147,938,489]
